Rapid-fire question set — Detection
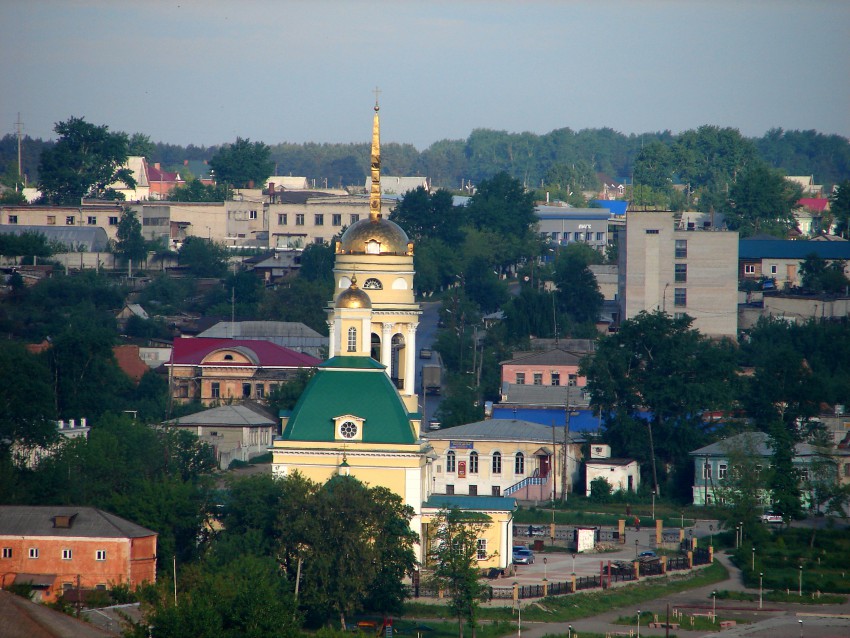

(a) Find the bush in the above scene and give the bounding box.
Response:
[589,477,613,503]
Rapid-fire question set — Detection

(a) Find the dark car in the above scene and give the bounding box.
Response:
[512,546,534,565]
[639,550,657,558]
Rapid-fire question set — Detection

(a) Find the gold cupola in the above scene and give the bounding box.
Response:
[335,276,372,309]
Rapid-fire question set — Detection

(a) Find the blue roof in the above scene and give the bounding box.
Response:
[593,200,628,216]
[423,495,516,512]
[491,407,602,432]
[739,239,850,260]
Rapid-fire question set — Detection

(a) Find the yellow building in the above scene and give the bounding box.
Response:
[271,102,515,569]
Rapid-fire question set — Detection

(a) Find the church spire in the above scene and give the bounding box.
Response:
[369,88,382,222]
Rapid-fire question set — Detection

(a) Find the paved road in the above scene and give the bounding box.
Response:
[415,300,443,428]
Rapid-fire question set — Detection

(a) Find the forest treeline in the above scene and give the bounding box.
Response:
[2,125,849,192]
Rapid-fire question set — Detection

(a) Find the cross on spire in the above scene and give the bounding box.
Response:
[373,86,381,111]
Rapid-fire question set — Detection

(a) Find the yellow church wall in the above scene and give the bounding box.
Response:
[421,509,514,570]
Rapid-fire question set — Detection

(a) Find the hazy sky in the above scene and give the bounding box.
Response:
[2,0,848,150]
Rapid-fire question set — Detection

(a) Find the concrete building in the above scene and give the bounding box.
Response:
[0,204,123,244]
[535,206,611,253]
[618,210,738,338]
[584,444,640,497]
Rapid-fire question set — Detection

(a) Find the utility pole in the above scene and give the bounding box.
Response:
[16,113,23,189]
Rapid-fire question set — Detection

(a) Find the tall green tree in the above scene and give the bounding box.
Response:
[391,186,463,244]
[37,117,135,204]
[178,236,229,277]
[210,137,274,189]
[0,342,57,454]
[426,508,492,638]
[799,253,849,294]
[115,208,148,263]
[711,432,772,532]
[633,141,674,192]
[169,178,231,202]
[830,179,850,238]
[553,251,603,324]
[723,162,803,237]
[579,311,738,496]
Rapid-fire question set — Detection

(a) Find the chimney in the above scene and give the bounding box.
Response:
[184,160,189,166]
[69,419,75,429]
[268,182,275,203]
[57,420,65,430]
[80,418,87,428]
[154,162,161,170]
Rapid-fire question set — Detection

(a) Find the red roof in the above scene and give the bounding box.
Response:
[169,337,321,368]
[148,164,182,183]
[797,198,828,212]
[113,345,149,383]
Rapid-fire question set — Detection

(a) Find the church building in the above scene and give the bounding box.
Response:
[271,101,514,569]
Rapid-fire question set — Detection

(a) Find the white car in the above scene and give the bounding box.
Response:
[761,512,783,524]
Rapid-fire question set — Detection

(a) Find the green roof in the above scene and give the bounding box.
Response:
[281,356,415,444]
[423,495,517,512]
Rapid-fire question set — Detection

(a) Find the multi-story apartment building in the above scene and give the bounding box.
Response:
[618,210,738,338]
[0,203,125,243]
[535,206,611,253]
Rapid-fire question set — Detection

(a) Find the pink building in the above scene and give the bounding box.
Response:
[500,348,587,389]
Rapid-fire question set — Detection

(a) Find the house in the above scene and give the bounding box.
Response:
[147,163,186,200]
[0,223,111,254]
[786,175,823,197]
[500,347,587,390]
[130,201,227,249]
[795,198,831,237]
[584,444,640,496]
[109,156,150,201]
[11,419,91,469]
[166,337,321,405]
[165,403,276,469]
[196,321,327,359]
[0,506,156,602]
[112,345,150,383]
[739,238,850,289]
[0,204,124,245]
[243,250,302,284]
[423,419,583,502]
[618,210,739,338]
[688,431,850,507]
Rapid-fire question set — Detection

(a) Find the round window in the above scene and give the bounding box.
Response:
[340,421,358,439]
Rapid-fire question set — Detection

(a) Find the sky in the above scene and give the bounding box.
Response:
[1,0,848,150]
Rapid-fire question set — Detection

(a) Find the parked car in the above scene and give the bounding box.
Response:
[761,512,783,524]
[419,348,432,359]
[638,550,657,558]
[512,546,534,565]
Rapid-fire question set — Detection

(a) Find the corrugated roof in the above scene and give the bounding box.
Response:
[166,404,275,427]
[687,431,830,458]
[423,495,516,512]
[0,506,156,539]
[739,239,850,260]
[490,407,600,432]
[198,321,323,340]
[281,356,415,445]
[501,348,584,366]
[501,384,590,408]
[0,226,109,252]
[424,419,583,444]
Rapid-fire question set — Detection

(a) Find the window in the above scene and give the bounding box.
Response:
[96,550,106,561]
[675,263,687,282]
[515,372,525,385]
[492,451,502,474]
[242,383,251,398]
[469,485,478,496]
[295,214,305,226]
[800,468,809,482]
[533,373,543,386]
[719,463,728,479]
[674,288,687,307]
[314,214,324,226]
[551,372,560,386]
[568,374,577,386]
[703,463,712,479]
[314,237,323,244]
[845,463,850,478]
[447,451,456,473]
[249,210,258,220]
[62,549,72,560]
[446,484,455,495]
[66,216,75,225]
[2,547,11,558]
[347,327,357,352]
[350,214,360,224]
[469,451,479,474]
[339,421,358,439]
[87,216,97,225]
[596,232,604,241]
[363,278,382,290]
[256,384,265,398]
[29,547,39,559]
[770,265,777,274]
[95,584,107,591]
[744,264,756,275]
[574,232,583,241]
[211,382,220,399]
[491,486,501,496]
[477,539,487,560]
[675,239,687,258]
[108,216,119,225]
[8,215,17,224]
[278,213,287,225]
[515,452,525,475]
[645,229,659,235]
[332,214,342,226]
[47,215,56,225]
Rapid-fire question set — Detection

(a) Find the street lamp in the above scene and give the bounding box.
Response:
[651,491,655,520]
[543,557,547,581]
[636,609,641,638]
[799,619,803,638]
[567,626,572,638]
[635,538,639,559]
[712,590,716,623]
[799,564,803,596]
[759,572,763,609]
[735,525,740,549]
[681,511,684,529]
[752,546,755,571]
[709,524,714,548]
[571,552,576,575]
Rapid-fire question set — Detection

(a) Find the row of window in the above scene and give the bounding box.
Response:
[646,233,689,260]
[549,231,605,242]
[515,372,577,386]
[445,484,501,498]
[445,450,524,475]
[744,264,779,275]
[3,547,107,560]
[5,216,119,226]
[704,463,819,482]
[277,213,359,227]
[210,382,268,399]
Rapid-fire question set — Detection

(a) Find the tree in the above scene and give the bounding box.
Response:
[0,230,53,261]
[426,508,492,638]
[209,137,273,189]
[723,162,803,238]
[588,477,613,503]
[169,179,230,202]
[391,186,463,244]
[799,253,849,294]
[127,132,156,160]
[830,179,850,238]
[115,208,148,263]
[711,432,771,532]
[633,141,674,192]
[553,251,603,324]
[37,117,135,204]
[579,311,738,496]
[178,236,229,277]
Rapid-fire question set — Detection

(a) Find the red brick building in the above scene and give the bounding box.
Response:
[0,506,157,602]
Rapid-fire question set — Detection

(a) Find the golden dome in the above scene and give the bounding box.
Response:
[338,218,410,255]
[335,277,372,309]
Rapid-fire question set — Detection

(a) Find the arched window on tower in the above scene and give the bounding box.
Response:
[347,327,357,352]
[363,277,382,290]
